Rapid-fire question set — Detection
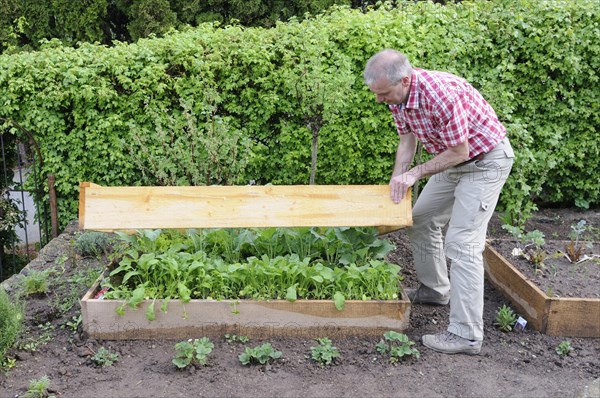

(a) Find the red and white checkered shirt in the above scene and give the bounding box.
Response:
[389,68,506,158]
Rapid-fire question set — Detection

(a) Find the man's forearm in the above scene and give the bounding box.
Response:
[391,136,417,178]
[408,141,470,179]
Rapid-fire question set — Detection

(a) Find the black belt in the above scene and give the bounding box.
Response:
[456,152,486,167]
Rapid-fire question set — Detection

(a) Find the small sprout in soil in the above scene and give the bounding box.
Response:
[63,314,82,333]
[1,357,16,373]
[24,375,55,398]
[173,338,214,369]
[238,343,282,366]
[555,341,573,357]
[376,331,420,363]
[310,337,341,366]
[564,220,590,263]
[17,322,56,353]
[503,225,547,270]
[91,347,120,367]
[225,334,249,344]
[494,304,518,332]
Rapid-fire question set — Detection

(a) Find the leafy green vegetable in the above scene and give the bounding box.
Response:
[103,227,403,316]
[238,343,282,366]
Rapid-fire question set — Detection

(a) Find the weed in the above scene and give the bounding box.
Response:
[494,304,518,332]
[376,331,420,363]
[18,322,56,352]
[24,375,55,398]
[63,314,82,333]
[239,343,282,365]
[1,357,16,373]
[310,337,341,366]
[20,268,53,296]
[555,341,573,357]
[91,347,120,366]
[70,266,103,288]
[173,338,214,368]
[225,334,249,344]
[0,288,23,366]
[54,255,69,273]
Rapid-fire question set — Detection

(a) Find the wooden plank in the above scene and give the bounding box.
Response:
[78,182,100,229]
[545,298,600,338]
[483,244,548,332]
[79,183,412,232]
[81,277,410,340]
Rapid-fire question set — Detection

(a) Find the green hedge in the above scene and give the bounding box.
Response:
[0,0,597,228]
[0,0,353,51]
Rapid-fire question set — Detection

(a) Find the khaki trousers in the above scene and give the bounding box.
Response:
[407,138,514,341]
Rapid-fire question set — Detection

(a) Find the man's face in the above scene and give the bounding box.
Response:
[368,76,408,105]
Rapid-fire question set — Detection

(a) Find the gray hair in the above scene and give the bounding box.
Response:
[363,49,412,86]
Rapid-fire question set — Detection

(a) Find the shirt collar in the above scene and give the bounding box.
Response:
[404,69,421,110]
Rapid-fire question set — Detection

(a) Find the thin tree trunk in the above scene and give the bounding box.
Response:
[310,129,318,185]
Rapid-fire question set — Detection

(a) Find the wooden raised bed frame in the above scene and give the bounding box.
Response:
[483,244,600,338]
[79,183,413,340]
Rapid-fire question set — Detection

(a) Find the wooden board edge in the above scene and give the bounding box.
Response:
[78,182,89,230]
[545,298,600,338]
[483,243,549,332]
[79,182,102,229]
[85,324,408,340]
[81,274,411,340]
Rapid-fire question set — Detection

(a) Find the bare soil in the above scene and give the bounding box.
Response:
[1,208,599,398]
[487,207,600,299]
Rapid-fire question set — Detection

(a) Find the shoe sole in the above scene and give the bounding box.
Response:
[422,340,481,355]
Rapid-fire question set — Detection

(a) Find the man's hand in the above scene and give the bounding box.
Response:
[389,171,417,203]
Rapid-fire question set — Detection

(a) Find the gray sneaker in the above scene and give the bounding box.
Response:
[422,331,482,355]
[405,284,450,305]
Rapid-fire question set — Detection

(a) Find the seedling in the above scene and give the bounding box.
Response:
[1,357,16,373]
[503,225,547,271]
[225,334,249,344]
[376,331,420,363]
[494,304,518,332]
[563,220,596,263]
[555,341,573,357]
[91,347,120,366]
[24,375,55,398]
[20,268,53,296]
[310,337,341,366]
[63,314,82,333]
[18,322,56,352]
[173,338,214,368]
[238,343,282,365]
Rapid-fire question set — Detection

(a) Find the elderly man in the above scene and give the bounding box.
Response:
[363,49,514,354]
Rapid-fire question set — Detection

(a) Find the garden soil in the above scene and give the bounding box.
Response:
[1,208,599,398]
